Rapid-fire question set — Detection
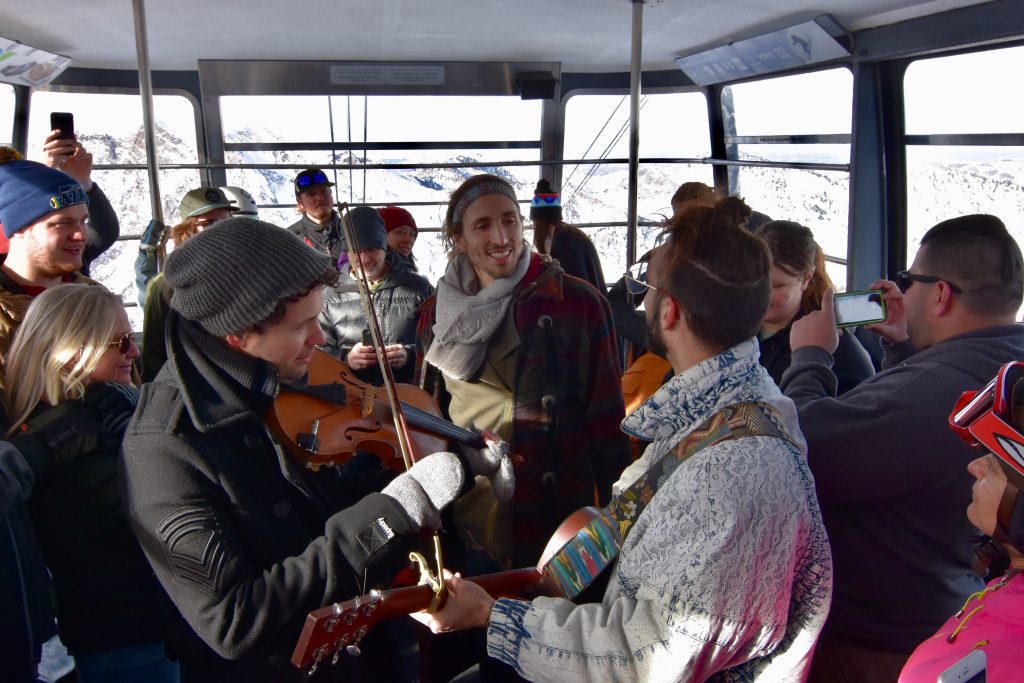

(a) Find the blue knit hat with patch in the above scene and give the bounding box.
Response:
[0,147,89,238]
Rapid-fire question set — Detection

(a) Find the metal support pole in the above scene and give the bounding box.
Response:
[132,0,163,225]
[626,0,644,267]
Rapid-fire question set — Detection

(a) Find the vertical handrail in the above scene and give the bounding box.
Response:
[131,0,163,227]
[626,0,644,267]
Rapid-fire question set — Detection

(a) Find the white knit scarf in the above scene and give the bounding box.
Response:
[425,247,532,380]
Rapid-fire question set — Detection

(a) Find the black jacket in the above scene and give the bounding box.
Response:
[81,184,120,276]
[548,227,606,296]
[0,442,55,682]
[759,319,875,395]
[27,384,167,656]
[319,252,434,385]
[288,212,345,261]
[120,313,414,682]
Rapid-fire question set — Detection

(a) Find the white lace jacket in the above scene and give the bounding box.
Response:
[485,339,832,682]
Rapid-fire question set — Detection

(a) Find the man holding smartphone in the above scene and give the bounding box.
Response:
[318,206,433,385]
[781,214,1024,682]
[40,114,120,276]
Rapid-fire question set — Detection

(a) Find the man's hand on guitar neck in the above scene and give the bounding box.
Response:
[411,570,496,633]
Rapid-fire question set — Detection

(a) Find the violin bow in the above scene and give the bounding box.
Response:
[336,203,447,606]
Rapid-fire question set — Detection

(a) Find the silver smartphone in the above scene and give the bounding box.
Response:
[833,289,886,328]
[936,649,986,683]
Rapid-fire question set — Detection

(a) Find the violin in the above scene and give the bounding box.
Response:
[266,348,484,471]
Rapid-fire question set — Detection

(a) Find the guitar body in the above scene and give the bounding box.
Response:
[291,506,624,670]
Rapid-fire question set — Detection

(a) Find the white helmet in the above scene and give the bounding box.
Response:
[219,186,258,217]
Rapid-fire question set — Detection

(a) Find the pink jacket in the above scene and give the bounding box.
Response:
[900,570,1024,682]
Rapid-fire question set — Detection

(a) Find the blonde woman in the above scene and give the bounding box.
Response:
[3,283,178,683]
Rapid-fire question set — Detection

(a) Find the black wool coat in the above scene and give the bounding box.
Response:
[120,313,414,682]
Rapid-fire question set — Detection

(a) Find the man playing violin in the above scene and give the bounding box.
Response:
[119,217,490,682]
[418,197,833,682]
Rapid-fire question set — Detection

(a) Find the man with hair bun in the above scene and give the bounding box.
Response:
[418,196,832,682]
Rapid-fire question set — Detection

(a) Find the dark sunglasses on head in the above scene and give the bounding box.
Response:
[894,270,963,294]
[108,331,136,355]
[296,170,330,188]
[949,361,1024,478]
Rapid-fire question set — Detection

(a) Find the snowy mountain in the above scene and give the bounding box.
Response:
[81,124,1024,329]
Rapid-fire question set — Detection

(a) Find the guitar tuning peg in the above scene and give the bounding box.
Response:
[346,643,362,657]
[308,645,328,676]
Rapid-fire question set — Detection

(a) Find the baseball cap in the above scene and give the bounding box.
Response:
[294,168,335,195]
[179,187,238,220]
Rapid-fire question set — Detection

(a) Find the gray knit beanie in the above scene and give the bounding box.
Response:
[345,206,387,252]
[164,217,333,336]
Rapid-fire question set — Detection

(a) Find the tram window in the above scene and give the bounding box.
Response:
[723,68,852,286]
[903,46,1024,313]
[562,92,712,276]
[0,84,13,147]
[221,94,542,284]
[26,91,200,327]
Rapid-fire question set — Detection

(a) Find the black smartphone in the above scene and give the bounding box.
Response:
[833,289,887,328]
[50,112,75,140]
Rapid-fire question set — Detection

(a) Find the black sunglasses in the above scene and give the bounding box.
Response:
[296,170,330,188]
[108,331,136,355]
[894,270,963,294]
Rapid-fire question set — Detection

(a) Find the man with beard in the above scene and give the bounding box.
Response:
[417,196,832,682]
[288,167,346,259]
[0,147,98,370]
[416,174,629,574]
[783,214,1024,682]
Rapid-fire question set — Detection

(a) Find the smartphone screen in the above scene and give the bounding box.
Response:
[833,289,886,328]
[936,649,986,683]
[49,111,75,140]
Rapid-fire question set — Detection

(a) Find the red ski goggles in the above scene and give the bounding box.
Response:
[949,361,1024,478]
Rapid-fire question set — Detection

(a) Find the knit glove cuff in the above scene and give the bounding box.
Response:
[381,452,465,530]
[459,438,515,503]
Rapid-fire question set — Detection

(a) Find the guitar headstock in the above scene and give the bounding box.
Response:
[291,589,385,672]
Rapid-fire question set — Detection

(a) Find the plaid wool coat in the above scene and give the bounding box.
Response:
[415,252,630,567]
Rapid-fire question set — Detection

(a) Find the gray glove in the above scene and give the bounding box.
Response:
[381,451,464,530]
[460,438,515,503]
